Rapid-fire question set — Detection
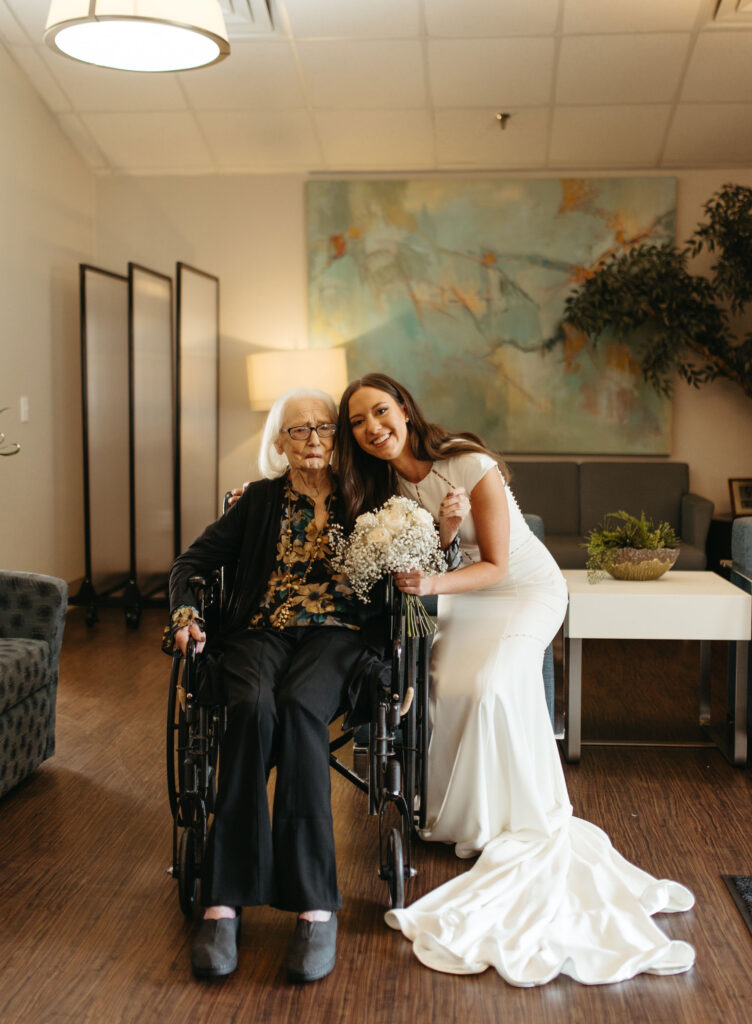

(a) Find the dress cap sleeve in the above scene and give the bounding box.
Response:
[449,451,499,493]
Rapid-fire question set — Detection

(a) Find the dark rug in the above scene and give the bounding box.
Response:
[723,875,752,936]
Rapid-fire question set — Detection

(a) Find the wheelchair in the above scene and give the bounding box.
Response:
[166,571,431,915]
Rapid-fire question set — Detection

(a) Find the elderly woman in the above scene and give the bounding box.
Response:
[164,387,387,984]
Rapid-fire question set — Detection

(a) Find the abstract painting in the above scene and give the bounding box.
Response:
[306,177,676,454]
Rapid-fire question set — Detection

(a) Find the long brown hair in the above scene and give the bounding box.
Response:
[337,372,508,529]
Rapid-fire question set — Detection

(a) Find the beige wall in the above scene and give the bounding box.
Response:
[0,43,93,579]
[96,168,752,520]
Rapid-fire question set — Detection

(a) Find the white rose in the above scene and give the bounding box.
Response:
[413,508,435,528]
[381,507,407,533]
[367,526,392,547]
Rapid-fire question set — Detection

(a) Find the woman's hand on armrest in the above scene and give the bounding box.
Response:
[175,621,207,655]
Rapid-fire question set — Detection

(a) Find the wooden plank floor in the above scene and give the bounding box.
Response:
[2,608,752,1023]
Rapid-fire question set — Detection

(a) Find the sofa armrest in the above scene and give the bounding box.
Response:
[523,512,545,542]
[0,571,68,670]
[680,493,714,550]
[731,516,752,578]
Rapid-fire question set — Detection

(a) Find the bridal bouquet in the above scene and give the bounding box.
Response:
[332,495,446,636]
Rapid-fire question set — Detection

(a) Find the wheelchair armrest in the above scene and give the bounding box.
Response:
[188,571,222,619]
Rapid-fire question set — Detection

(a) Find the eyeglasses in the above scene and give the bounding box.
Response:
[281,423,337,441]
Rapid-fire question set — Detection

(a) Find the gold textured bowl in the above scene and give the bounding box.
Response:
[604,547,679,581]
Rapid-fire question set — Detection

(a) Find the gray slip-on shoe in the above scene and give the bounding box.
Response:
[191,914,241,979]
[285,915,337,983]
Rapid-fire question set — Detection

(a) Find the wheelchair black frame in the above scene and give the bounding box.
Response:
[166,573,431,914]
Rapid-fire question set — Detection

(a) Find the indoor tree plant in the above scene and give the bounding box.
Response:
[585,510,680,583]
[564,183,752,401]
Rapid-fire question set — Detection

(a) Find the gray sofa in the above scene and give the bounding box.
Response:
[0,571,67,799]
[506,461,713,570]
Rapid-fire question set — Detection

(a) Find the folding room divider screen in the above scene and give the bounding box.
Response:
[74,261,219,627]
[129,263,175,615]
[76,265,131,624]
[176,263,219,551]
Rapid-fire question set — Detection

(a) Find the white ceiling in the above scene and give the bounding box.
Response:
[2,0,752,175]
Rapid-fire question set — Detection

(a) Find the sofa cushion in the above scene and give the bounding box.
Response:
[579,462,689,536]
[507,461,580,536]
[546,535,588,569]
[0,687,52,800]
[0,638,50,716]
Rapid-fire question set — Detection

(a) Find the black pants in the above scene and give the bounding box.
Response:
[201,626,368,912]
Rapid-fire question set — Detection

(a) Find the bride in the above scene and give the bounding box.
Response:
[336,372,695,986]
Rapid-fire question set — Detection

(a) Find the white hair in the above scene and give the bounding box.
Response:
[258,387,338,479]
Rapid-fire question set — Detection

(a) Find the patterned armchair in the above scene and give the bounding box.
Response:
[0,571,67,799]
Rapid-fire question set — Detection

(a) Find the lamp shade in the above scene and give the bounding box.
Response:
[247,348,349,412]
[44,0,230,72]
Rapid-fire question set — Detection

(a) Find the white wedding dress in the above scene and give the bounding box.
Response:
[386,452,695,985]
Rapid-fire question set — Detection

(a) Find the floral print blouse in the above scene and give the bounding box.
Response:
[250,481,360,630]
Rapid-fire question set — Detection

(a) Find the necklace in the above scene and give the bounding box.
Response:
[271,490,332,630]
[412,466,455,510]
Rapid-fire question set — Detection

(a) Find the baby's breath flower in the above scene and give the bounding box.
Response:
[331,495,446,605]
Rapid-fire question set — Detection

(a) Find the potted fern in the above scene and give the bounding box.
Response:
[585,511,680,583]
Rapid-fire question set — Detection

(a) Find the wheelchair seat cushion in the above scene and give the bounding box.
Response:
[0,638,50,716]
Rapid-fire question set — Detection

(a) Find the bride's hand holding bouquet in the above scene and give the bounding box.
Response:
[332,495,446,636]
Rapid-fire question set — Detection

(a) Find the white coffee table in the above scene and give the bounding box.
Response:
[561,570,751,765]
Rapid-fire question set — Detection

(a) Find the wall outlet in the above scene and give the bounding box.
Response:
[19,396,29,422]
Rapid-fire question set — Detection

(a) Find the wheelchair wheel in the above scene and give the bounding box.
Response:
[178,827,200,918]
[386,828,405,909]
[166,658,183,820]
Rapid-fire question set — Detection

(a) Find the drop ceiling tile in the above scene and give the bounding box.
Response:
[557,34,690,105]
[425,0,559,37]
[428,38,554,107]
[178,40,304,109]
[196,109,323,169]
[682,32,752,102]
[0,1,32,46]
[283,0,420,37]
[314,109,434,168]
[435,107,549,167]
[8,44,71,111]
[81,112,214,171]
[550,105,671,166]
[562,0,704,34]
[664,103,752,165]
[297,40,425,108]
[2,0,47,42]
[57,112,109,169]
[38,46,188,111]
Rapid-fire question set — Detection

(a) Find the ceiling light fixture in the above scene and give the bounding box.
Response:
[44,1,230,73]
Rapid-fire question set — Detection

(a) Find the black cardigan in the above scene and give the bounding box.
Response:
[168,475,388,655]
